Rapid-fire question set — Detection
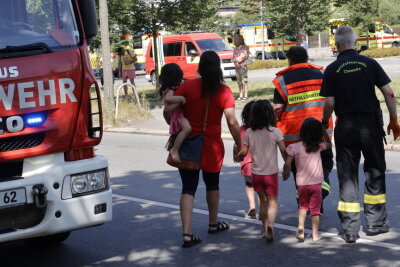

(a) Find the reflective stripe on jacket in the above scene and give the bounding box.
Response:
[273,63,333,146]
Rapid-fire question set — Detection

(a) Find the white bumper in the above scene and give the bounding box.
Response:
[145,74,151,82]
[221,62,236,78]
[0,153,112,243]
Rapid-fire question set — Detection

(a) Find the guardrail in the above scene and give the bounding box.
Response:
[115,83,141,119]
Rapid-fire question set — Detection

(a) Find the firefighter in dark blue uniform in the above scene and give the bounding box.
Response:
[321,26,400,243]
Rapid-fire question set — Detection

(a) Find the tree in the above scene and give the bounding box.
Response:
[263,0,332,42]
[99,0,114,105]
[106,0,228,86]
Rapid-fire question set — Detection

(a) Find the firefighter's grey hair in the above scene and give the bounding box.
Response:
[335,26,356,46]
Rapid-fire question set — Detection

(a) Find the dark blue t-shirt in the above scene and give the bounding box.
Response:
[320,49,391,116]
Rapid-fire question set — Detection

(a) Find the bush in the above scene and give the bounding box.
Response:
[247,59,288,70]
[360,47,400,58]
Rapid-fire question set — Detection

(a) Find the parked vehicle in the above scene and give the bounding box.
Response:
[226,23,297,60]
[0,0,111,244]
[145,32,236,84]
[329,18,400,54]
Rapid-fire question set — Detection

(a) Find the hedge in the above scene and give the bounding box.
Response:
[247,59,288,70]
[360,47,400,58]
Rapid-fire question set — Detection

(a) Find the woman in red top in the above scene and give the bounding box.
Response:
[173,51,242,248]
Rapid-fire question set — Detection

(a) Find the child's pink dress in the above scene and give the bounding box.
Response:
[163,87,183,135]
[240,125,252,177]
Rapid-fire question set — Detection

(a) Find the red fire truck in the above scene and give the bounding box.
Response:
[0,0,112,244]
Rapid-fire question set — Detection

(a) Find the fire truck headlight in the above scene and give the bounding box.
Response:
[71,169,108,197]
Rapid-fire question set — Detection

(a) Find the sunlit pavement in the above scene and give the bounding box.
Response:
[2,133,400,266]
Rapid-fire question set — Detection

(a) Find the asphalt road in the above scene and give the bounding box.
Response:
[2,133,400,266]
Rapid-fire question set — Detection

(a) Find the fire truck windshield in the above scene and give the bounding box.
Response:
[0,0,80,53]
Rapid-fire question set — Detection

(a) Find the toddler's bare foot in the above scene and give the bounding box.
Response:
[265,226,274,242]
[312,234,322,242]
[170,148,181,163]
[296,228,305,241]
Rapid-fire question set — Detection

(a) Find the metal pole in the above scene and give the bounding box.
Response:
[260,1,265,60]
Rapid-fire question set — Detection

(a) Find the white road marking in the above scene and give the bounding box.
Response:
[113,193,400,251]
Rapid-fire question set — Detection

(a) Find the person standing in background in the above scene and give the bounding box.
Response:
[119,46,137,99]
[232,34,250,101]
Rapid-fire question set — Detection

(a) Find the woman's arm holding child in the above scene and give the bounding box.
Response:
[164,90,186,105]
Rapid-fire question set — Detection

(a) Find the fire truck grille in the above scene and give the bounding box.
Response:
[0,204,46,233]
[0,133,44,152]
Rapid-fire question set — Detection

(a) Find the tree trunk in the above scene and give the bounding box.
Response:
[151,2,160,89]
[99,0,114,106]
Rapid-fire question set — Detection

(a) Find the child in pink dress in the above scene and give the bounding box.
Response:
[283,117,332,242]
[159,63,191,163]
[238,100,287,242]
[239,101,258,218]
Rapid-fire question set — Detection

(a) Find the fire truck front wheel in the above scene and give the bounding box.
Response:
[25,231,71,246]
[392,42,399,47]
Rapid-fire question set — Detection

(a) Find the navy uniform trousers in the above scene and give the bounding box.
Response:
[334,114,387,235]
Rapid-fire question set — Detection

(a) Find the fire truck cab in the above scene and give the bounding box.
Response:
[0,0,112,244]
[145,32,236,84]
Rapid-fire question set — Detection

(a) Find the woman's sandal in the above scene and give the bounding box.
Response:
[182,233,201,248]
[208,221,230,234]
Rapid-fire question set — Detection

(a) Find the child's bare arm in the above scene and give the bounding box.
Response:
[277,140,287,160]
[164,90,186,104]
[283,155,293,181]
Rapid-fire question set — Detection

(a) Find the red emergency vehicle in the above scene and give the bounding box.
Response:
[0,0,111,244]
[145,32,236,84]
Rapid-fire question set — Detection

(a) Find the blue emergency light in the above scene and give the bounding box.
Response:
[24,113,46,127]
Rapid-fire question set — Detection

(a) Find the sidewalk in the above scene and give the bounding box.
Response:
[104,105,400,152]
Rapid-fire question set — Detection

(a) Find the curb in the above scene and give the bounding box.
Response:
[104,128,400,152]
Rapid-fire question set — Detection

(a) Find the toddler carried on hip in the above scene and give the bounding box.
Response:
[159,63,192,163]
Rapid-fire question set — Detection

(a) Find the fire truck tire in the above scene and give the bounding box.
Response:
[392,42,399,47]
[151,71,156,85]
[231,77,237,81]
[25,231,71,246]
[360,46,368,52]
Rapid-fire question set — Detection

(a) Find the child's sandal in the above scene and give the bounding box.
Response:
[182,233,201,248]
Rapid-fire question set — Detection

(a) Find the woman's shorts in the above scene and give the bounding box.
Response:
[298,184,322,216]
[235,65,248,86]
[122,69,136,80]
[251,173,278,196]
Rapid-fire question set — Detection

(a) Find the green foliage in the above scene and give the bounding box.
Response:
[247,59,288,70]
[263,0,332,40]
[360,47,400,58]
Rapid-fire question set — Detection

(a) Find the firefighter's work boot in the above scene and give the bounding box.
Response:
[341,234,357,244]
[366,223,390,235]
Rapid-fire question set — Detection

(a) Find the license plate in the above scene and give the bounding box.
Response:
[0,188,26,209]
